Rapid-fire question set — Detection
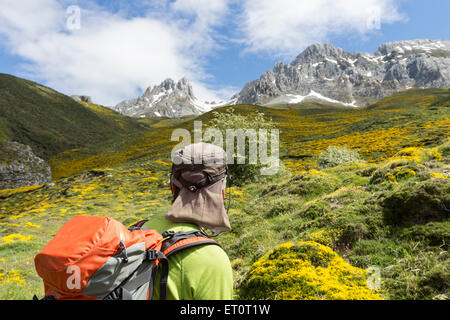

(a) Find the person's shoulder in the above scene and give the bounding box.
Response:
[182,241,231,267]
[144,213,199,234]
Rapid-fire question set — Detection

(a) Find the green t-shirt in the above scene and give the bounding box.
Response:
[144,214,233,300]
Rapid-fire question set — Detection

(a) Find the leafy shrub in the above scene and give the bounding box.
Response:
[394,147,424,161]
[381,179,450,227]
[400,221,450,249]
[437,138,450,157]
[305,229,342,247]
[299,200,330,219]
[370,160,425,184]
[255,195,298,218]
[336,217,370,245]
[318,146,365,168]
[208,108,275,185]
[356,165,378,177]
[265,172,340,198]
[421,148,443,162]
[239,241,382,300]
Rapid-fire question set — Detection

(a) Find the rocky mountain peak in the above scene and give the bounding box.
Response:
[375,39,450,56]
[292,43,346,65]
[142,77,195,100]
[113,77,233,118]
[235,38,450,106]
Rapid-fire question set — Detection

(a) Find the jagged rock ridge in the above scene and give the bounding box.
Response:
[235,39,450,106]
[113,78,234,118]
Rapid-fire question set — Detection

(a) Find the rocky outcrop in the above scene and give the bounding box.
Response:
[0,141,52,190]
[71,95,93,104]
[235,39,450,106]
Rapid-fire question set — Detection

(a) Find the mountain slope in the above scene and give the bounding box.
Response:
[0,73,150,161]
[0,88,448,299]
[235,39,450,106]
[46,88,450,181]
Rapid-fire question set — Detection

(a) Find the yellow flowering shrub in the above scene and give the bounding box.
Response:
[0,270,25,285]
[394,147,425,162]
[240,241,382,300]
[24,222,40,229]
[393,147,442,162]
[306,229,342,247]
[1,234,33,243]
[421,148,443,162]
[429,172,448,179]
[0,185,43,198]
[370,160,424,184]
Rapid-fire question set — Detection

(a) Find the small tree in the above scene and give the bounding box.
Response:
[207,108,276,185]
[318,146,364,168]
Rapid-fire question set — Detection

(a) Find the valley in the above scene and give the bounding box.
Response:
[0,75,448,299]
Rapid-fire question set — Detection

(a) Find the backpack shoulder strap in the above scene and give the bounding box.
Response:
[161,230,221,257]
[128,219,149,231]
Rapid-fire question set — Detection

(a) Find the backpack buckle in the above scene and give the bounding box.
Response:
[162,231,175,238]
[119,240,129,263]
[146,249,157,261]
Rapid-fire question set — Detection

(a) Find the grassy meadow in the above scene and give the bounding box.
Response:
[0,86,449,300]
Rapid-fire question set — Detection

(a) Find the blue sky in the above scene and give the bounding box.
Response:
[0,0,449,105]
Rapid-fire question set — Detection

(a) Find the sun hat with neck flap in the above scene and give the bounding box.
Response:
[166,142,231,234]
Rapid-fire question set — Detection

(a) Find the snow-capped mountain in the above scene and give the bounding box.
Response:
[112,39,450,118]
[113,78,234,118]
[235,39,450,106]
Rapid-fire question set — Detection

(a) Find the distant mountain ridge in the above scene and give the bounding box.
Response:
[111,39,450,118]
[113,78,234,118]
[235,39,450,106]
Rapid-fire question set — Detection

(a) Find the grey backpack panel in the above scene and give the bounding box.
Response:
[82,242,148,299]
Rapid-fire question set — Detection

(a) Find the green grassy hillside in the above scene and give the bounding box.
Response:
[48,88,449,180]
[0,81,448,300]
[0,73,150,161]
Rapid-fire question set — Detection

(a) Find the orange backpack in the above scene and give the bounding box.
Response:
[34,215,219,300]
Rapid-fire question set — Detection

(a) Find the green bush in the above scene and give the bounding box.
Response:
[401,221,450,249]
[318,146,365,168]
[437,138,450,157]
[270,173,341,198]
[370,160,425,184]
[381,179,450,227]
[299,200,330,220]
[208,108,276,185]
[260,195,298,218]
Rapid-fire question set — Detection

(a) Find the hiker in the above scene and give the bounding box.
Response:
[144,142,234,300]
[33,142,233,300]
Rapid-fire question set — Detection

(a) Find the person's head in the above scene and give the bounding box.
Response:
[165,142,231,234]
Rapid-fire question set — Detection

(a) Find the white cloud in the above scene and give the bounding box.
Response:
[0,0,407,105]
[238,0,406,57]
[0,0,231,105]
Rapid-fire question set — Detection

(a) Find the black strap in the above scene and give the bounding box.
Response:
[161,230,221,257]
[161,230,212,252]
[33,295,56,300]
[157,256,169,300]
[128,219,149,231]
[172,167,227,193]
